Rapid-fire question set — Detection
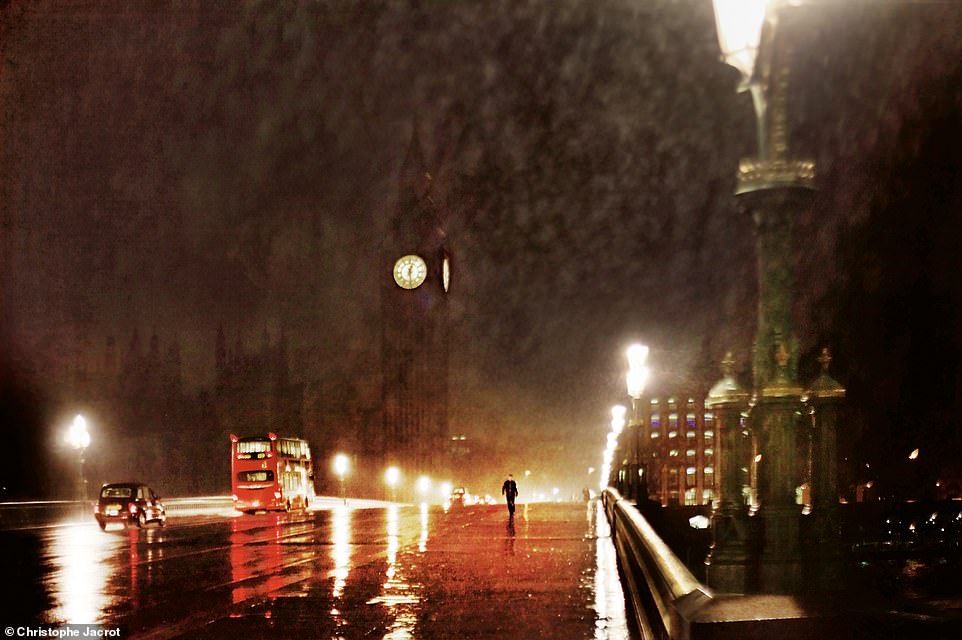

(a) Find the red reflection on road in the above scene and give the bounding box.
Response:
[229,515,284,605]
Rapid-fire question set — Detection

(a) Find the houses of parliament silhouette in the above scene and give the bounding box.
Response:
[46,126,452,500]
[60,326,306,497]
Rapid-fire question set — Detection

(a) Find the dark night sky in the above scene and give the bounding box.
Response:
[2,0,961,497]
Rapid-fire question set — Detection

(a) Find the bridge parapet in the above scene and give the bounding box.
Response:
[603,488,712,638]
[601,488,927,639]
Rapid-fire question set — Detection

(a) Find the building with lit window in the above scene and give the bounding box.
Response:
[638,396,720,507]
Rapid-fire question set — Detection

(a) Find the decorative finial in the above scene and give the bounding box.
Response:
[721,351,735,376]
[775,341,790,369]
[818,347,832,372]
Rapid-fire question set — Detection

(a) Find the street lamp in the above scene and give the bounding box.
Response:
[626,343,650,504]
[65,414,91,504]
[333,453,349,504]
[416,475,431,505]
[385,466,400,502]
[712,0,767,84]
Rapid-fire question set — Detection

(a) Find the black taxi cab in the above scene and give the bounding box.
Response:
[94,482,167,530]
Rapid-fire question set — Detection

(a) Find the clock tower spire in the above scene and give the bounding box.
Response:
[380,121,450,487]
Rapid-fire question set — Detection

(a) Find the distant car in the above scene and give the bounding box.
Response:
[94,482,166,530]
[449,487,467,506]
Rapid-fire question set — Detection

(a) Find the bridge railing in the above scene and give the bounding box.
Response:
[603,487,713,640]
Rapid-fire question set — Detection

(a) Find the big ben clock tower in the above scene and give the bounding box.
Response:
[380,124,450,480]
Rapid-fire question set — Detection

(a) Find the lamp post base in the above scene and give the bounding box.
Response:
[706,510,752,593]
[758,505,803,594]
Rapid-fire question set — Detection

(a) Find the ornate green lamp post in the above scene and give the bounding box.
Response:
[712,0,814,592]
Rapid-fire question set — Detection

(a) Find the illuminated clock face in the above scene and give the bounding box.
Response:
[393,254,427,289]
[442,256,450,293]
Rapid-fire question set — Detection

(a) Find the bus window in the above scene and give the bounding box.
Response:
[238,470,275,483]
[237,438,271,454]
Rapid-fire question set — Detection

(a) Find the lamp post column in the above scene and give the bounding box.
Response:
[741,184,810,594]
[626,343,650,504]
[610,405,627,495]
[629,397,645,504]
[67,414,91,509]
[705,353,751,592]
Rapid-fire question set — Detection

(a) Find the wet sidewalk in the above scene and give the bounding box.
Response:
[183,501,630,639]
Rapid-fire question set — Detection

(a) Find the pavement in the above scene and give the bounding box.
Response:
[177,501,631,639]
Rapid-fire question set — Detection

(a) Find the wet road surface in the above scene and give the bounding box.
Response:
[1,501,630,639]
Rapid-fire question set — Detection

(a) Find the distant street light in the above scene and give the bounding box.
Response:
[333,454,350,504]
[65,414,90,503]
[416,475,431,504]
[385,466,401,502]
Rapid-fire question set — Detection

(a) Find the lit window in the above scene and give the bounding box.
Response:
[686,467,696,475]
[668,431,677,439]
[703,489,714,502]
[705,448,714,456]
[686,431,696,439]
[686,413,696,428]
[651,432,660,439]
[704,430,714,440]
[670,449,679,457]
[651,413,661,429]
[704,466,714,474]
[669,413,678,428]
[686,449,696,458]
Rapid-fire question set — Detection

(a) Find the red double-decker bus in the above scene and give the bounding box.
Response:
[230,432,315,513]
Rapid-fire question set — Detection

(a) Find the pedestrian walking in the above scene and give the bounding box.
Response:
[501,474,519,515]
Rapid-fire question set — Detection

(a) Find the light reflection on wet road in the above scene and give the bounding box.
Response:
[1,501,630,639]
